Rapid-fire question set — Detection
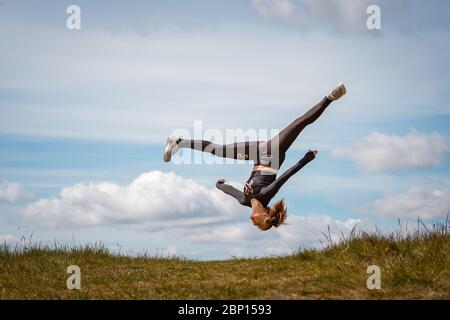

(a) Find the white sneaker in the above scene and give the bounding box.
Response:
[327,82,346,101]
[163,136,180,162]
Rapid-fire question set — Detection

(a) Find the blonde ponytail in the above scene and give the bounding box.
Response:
[267,199,287,228]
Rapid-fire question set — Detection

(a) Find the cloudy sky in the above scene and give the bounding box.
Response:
[0,0,449,259]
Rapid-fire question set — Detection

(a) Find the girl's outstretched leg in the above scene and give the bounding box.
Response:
[276,96,332,152]
[164,138,260,162]
[163,82,346,163]
[267,83,346,166]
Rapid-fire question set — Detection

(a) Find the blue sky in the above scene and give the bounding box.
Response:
[0,0,449,259]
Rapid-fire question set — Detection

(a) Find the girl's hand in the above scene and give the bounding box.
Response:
[308,149,318,157]
[217,178,225,184]
[304,149,318,161]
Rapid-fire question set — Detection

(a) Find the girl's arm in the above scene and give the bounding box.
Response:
[216,179,245,204]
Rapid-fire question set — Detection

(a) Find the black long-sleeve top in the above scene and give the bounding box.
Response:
[216,151,315,208]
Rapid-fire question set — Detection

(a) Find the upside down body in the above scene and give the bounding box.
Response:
[163,83,347,230]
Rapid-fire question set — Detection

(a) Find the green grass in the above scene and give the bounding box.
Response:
[1,222,449,299]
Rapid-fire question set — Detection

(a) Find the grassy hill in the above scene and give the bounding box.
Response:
[1,224,449,299]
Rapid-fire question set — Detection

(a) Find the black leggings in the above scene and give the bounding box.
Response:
[178,96,332,169]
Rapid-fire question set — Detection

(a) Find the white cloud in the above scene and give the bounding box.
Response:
[20,170,364,257]
[21,171,246,230]
[1,19,449,144]
[0,234,20,245]
[0,181,32,202]
[182,213,361,251]
[250,0,300,22]
[276,214,360,245]
[250,0,408,30]
[332,131,450,172]
[158,245,177,257]
[370,186,450,220]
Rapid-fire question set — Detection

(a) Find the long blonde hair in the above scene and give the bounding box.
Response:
[267,199,287,228]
